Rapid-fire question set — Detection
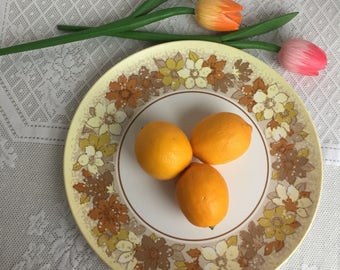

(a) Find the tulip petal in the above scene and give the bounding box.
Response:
[195,0,243,32]
[278,39,327,76]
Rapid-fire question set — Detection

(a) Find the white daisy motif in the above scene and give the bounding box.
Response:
[202,241,242,270]
[265,122,290,141]
[178,58,211,88]
[272,184,313,217]
[112,232,140,270]
[253,85,288,119]
[77,145,104,174]
[87,102,127,135]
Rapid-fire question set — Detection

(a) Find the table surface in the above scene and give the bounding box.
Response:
[0,0,339,269]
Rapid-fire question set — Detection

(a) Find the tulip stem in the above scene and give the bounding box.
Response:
[0,7,194,56]
[56,26,280,52]
[222,12,299,41]
[223,40,281,52]
[57,26,221,42]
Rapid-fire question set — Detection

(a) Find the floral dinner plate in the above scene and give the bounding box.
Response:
[63,41,322,269]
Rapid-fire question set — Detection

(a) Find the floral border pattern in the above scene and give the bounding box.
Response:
[68,49,318,270]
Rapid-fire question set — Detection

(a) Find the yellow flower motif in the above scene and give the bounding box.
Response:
[275,102,298,124]
[159,57,184,90]
[87,102,127,135]
[258,206,297,241]
[253,85,288,120]
[201,241,242,270]
[75,133,117,174]
[178,58,212,89]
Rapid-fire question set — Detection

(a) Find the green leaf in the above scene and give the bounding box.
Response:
[0,7,195,56]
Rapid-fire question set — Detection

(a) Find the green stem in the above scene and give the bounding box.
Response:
[222,12,298,41]
[57,26,221,42]
[0,7,194,56]
[130,0,169,17]
[57,27,280,52]
[223,40,281,52]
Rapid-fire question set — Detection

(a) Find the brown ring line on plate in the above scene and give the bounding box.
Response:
[117,90,270,242]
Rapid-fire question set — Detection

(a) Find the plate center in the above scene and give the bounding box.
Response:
[118,91,270,242]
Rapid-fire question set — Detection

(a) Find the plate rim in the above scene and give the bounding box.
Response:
[63,40,323,269]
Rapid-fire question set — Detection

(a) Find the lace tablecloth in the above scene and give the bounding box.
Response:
[0,0,339,269]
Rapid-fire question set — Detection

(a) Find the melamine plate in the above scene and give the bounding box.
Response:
[64,41,322,269]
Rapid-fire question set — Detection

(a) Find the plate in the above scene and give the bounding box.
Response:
[64,41,322,269]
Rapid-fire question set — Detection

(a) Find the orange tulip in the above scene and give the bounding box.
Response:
[195,0,243,32]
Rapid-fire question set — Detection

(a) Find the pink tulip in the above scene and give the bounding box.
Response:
[277,39,327,76]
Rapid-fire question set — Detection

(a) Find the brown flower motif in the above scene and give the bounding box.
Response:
[238,77,268,112]
[135,235,173,270]
[233,59,252,82]
[239,221,265,260]
[238,253,265,270]
[272,149,309,184]
[106,74,143,109]
[137,66,164,101]
[88,194,129,234]
[203,55,239,93]
[270,138,294,156]
[73,170,113,206]
[184,249,203,270]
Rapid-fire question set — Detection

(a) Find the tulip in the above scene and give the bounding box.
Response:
[277,39,327,76]
[195,0,243,32]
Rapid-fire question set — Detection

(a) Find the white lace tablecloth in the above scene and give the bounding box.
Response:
[0,0,339,269]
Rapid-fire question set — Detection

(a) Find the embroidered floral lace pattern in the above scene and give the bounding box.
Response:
[67,49,320,269]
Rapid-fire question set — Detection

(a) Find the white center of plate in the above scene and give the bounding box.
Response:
[117,91,270,243]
